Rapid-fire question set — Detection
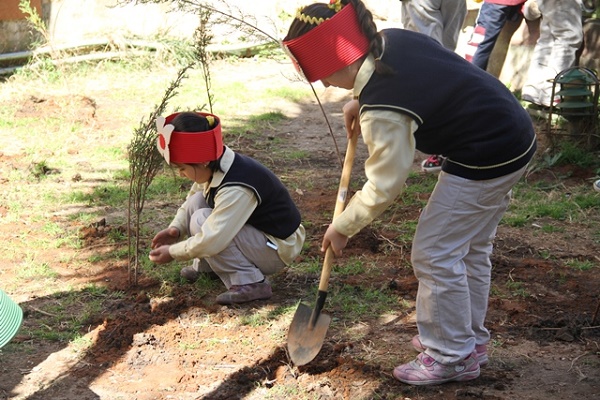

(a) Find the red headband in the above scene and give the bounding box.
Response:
[282,3,370,82]
[156,112,224,165]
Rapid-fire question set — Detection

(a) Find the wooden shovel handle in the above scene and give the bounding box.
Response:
[318,133,359,292]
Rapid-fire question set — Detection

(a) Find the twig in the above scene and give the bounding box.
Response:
[593,299,600,324]
[569,352,590,372]
[28,306,58,317]
[539,325,600,331]
[508,268,515,282]
[82,240,128,250]
[308,83,342,168]
[377,234,402,249]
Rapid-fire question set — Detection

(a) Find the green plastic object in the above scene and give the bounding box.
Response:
[0,289,23,348]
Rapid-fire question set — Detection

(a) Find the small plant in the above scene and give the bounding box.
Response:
[18,0,68,79]
[538,249,552,260]
[127,65,193,285]
[565,258,596,271]
[553,140,599,168]
[28,160,58,179]
[506,280,528,298]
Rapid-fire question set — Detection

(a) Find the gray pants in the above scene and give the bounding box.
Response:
[521,0,583,106]
[401,0,468,51]
[412,166,527,364]
[186,192,285,288]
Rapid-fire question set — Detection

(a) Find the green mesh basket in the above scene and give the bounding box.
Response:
[0,289,23,348]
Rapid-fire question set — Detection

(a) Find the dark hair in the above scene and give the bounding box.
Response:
[171,111,223,172]
[171,111,212,133]
[284,0,393,76]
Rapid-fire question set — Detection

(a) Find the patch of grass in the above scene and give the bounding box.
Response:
[259,385,315,400]
[489,285,502,297]
[329,284,399,322]
[66,212,102,224]
[204,337,230,348]
[538,224,562,233]
[26,285,124,342]
[249,111,287,125]
[113,169,131,181]
[228,111,288,137]
[66,183,129,207]
[179,342,200,350]
[332,258,366,276]
[551,140,599,168]
[505,280,529,298]
[285,149,309,160]
[502,214,529,227]
[94,145,127,160]
[29,160,55,179]
[140,256,181,282]
[140,257,220,298]
[107,228,127,243]
[504,182,600,225]
[394,220,418,244]
[239,312,268,327]
[56,234,84,250]
[17,259,59,280]
[147,173,188,196]
[88,247,127,263]
[538,249,553,260]
[266,86,312,102]
[565,258,596,271]
[399,172,437,207]
[293,256,323,275]
[268,304,296,320]
[41,221,64,236]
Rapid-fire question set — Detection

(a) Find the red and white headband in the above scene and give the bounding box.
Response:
[156,112,224,165]
[282,2,370,82]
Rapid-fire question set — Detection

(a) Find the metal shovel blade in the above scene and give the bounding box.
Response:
[287,302,332,366]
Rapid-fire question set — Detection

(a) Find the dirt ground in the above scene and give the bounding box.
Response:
[1,58,599,400]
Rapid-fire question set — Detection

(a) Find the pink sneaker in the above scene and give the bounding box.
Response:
[411,335,489,367]
[393,351,480,385]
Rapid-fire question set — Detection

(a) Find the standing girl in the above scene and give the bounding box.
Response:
[283,0,536,385]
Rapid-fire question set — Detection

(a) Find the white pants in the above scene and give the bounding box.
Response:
[401,0,467,51]
[521,0,583,106]
[185,193,285,288]
[411,167,526,364]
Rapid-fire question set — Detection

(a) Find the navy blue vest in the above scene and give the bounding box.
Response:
[359,29,536,180]
[206,153,301,239]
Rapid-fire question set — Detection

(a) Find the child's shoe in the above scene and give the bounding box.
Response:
[593,179,600,192]
[393,351,480,385]
[411,335,489,367]
[216,281,272,305]
[421,155,445,173]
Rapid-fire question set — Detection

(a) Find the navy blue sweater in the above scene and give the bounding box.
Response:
[206,153,301,239]
[359,29,536,180]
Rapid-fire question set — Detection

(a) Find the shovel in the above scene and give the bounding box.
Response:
[287,132,358,366]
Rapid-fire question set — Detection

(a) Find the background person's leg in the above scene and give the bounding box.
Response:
[468,4,510,69]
